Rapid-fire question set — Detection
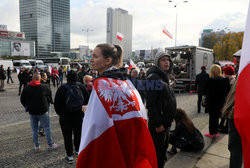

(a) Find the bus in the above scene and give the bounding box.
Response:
[36,57,70,70]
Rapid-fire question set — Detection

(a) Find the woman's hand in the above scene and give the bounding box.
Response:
[156,125,165,133]
[82,105,87,113]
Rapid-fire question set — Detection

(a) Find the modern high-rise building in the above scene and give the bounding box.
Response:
[19,0,70,57]
[106,8,133,60]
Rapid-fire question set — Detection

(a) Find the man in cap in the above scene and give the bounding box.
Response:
[195,66,209,113]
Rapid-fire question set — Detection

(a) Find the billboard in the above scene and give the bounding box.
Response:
[11,42,30,56]
[0,30,25,39]
[0,25,7,31]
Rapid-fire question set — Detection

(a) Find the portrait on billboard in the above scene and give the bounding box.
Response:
[11,42,30,56]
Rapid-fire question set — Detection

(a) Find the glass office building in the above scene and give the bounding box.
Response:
[19,0,70,57]
[52,0,70,52]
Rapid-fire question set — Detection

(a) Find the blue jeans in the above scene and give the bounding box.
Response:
[38,104,51,131]
[29,112,54,147]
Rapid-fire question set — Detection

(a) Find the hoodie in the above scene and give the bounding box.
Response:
[146,52,176,128]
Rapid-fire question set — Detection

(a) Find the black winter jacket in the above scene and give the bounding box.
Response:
[204,77,230,111]
[0,68,6,80]
[195,71,209,94]
[18,71,28,84]
[54,82,89,118]
[20,83,52,115]
[146,66,177,128]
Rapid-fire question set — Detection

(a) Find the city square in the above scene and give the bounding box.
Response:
[0,0,249,168]
[0,74,232,168]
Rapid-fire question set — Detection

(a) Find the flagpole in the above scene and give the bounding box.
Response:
[169,0,188,47]
[175,5,178,47]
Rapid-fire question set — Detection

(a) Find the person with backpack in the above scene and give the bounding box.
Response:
[146,52,177,168]
[54,70,89,164]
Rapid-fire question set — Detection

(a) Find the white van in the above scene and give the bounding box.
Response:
[0,60,14,71]
[27,59,47,70]
[13,60,32,70]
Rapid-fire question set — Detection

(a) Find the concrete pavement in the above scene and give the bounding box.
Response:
[165,126,230,168]
[0,74,232,168]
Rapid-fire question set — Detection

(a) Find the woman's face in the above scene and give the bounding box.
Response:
[90,47,110,74]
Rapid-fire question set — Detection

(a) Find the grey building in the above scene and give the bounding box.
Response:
[0,25,35,57]
[106,8,133,60]
[19,0,70,57]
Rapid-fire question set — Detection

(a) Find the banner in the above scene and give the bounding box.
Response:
[11,42,30,56]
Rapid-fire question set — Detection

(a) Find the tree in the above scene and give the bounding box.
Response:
[202,33,219,49]
[213,32,244,61]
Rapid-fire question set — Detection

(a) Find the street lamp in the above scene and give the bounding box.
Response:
[169,0,188,47]
[82,28,94,47]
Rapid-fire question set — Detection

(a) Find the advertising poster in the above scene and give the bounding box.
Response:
[11,42,30,56]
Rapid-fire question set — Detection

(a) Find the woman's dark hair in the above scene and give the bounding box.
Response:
[66,70,78,83]
[96,43,123,68]
[174,108,195,133]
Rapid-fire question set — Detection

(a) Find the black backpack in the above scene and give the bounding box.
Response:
[63,83,84,113]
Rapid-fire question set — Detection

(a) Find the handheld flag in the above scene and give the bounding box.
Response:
[116,32,124,41]
[16,68,20,75]
[234,2,250,167]
[163,26,173,39]
[48,66,52,74]
[233,57,237,65]
[129,59,136,71]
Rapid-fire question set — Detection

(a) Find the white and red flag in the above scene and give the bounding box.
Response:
[235,2,250,167]
[129,59,136,71]
[116,32,124,41]
[162,26,173,39]
[76,77,157,168]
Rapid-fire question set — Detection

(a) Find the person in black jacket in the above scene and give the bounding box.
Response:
[0,65,6,91]
[54,70,89,164]
[146,51,177,168]
[18,67,28,95]
[204,64,230,138]
[20,73,58,151]
[195,66,209,113]
[7,67,14,84]
[168,108,204,154]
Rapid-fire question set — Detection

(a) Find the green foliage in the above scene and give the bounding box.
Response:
[202,33,219,49]
[213,32,244,61]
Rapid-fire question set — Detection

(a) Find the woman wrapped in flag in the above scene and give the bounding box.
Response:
[76,43,157,168]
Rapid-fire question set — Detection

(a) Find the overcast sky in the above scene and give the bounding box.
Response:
[0,0,249,50]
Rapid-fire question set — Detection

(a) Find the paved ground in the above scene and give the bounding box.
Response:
[0,74,211,168]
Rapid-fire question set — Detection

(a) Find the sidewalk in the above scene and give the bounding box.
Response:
[165,126,230,168]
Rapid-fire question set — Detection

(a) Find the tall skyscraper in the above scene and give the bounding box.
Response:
[107,8,133,60]
[19,0,70,57]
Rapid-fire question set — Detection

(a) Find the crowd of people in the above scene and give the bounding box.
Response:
[0,43,242,168]
[195,62,241,168]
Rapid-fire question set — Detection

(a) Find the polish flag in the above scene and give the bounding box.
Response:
[129,59,136,71]
[233,57,237,65]
[16,68,20,75]
[48,66,52,74]
[234,3,250,167]
[76,78,157,168]
[116,32,124,41]
[163,26,173,39]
